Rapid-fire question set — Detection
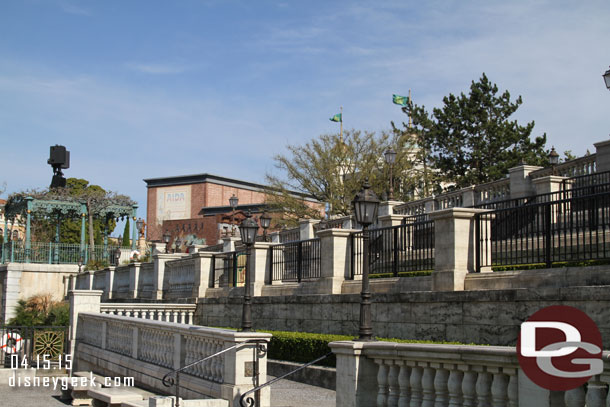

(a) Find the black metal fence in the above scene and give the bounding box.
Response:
[271,239,321,282]
[350,220,435,278]
[1,325,69,368]
[211,250,247,288]
[475,190,610,271]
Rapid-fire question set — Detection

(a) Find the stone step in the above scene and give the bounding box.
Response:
[87,387,143,407]
[144,397,229,407]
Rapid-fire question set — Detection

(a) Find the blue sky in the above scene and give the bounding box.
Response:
[2,0,610,234]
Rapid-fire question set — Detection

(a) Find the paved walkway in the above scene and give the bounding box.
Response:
[0,375,335,407]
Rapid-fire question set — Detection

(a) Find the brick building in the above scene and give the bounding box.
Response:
[144,173,321,247]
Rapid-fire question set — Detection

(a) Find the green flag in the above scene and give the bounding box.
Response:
[329,113,342,122]
[392,94,409,107]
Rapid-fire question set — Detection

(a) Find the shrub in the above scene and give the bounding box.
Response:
[8,294,69,326]
[84,259,109,271]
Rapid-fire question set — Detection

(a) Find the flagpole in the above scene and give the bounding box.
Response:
[340,106,343,144]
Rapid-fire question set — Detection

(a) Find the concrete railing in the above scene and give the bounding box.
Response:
[137,262,154,298]
[100,303,197,324]
[166,257,197,298]
[75,311,272,407]
[330,340,610,407]
[112,265,130,298]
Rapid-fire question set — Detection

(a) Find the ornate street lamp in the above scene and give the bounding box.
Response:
[174,237,182,253]
[384,148,397,200]
[603,66,610,91]
[352,178,380,341]
[114,247,121,266]
[260,211,272,242]
[136,218,145,238]
[78,257,83,273]
[238,211,259,332]
[162,230,171,254]
[549,146,559,175]
[229,194,239,236]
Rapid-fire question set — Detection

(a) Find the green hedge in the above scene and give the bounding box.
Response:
[370,270,432,279]
[492,258,610,272]
[261,330,483,367]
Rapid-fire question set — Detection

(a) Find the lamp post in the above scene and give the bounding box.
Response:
[603,66,610,91]
[175,237,182,253]
[352,178,380,341]
[162,230,170,254]
[114,247,121,266]
[136,218,144,238]
[260,211,272,242]
[238,211,259,332]
[384,148,397,200]
[229,194,238,236]
[78,257,83,273]
[549,146,559,175]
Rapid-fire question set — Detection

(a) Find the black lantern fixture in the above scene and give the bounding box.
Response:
[260,211,272,242]
[549,146,560,175]
[162,230,171,253]
[352,178,380,341]
[238,211,259,332]
[174,237,182,253]
[78,257,83,273]
[229,194,239,236]
[136,218,144,238]
[114,247,121,266]
[384,148,397,200]
[603,66,610,91]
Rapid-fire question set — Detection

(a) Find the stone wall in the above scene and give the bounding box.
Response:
[196,285,610,348]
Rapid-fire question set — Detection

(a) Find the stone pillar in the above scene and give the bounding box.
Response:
[461,186,476,207]
[151,253,184,300]
[191,251,214,298]
[104,267,115,300]
[594,138,610,172]
[378,201,402,217]
[269,232,280,244]
[329,341,378,407]
[68,290,102,356]
[532,175,567,196]
[508,165,542,199]
[429,208,491,291]
[223,236,241,252]
[299,219,320,240]
[316,228,354,294]
[128,262,141,299]
[1,264,22,323]
[424,197,436,213]
[378,214,404,227]
[251,242,274,296]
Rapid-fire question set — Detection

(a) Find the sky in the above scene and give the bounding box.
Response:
[1,0,610,235]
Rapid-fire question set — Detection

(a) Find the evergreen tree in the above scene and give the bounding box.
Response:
[122,220,130,247]
[401,73,548,189]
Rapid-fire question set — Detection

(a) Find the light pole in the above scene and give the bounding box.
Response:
[603,66,610,91]
[78,257,83,273]
[136,218,145,238]
[238,211,259,332]
[229,194,238,236]
[384,148,397,200]
[549,146,559,175]
[163,230,170,254]
[352,178,380,341]
[175,237,182,253]
[114,247,121,266]
[260,211,272,242]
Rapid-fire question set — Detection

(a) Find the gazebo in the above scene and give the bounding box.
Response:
[2,195,138,264]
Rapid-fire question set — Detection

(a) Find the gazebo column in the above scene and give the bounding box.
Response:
[131,205,138,251]
[80,202,87,263]
[25,197,33,263]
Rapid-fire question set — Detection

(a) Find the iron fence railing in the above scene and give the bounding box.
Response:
[270,238,321,282]
[350,220,435,278]
[475,190,610,271]
[211,250,247,288]
[0,325,69,368]
[1,242,129,265]
[279,228,300,243]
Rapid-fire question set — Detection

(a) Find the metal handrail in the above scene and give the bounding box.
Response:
[239,352,333,407]
[161,339,267,407]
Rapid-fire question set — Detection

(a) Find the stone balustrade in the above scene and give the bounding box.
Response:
[74,311,272,407]
[331,340,610,407]
[112,265,130,298]
[166,257,197,298]
[100,303,196,324]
